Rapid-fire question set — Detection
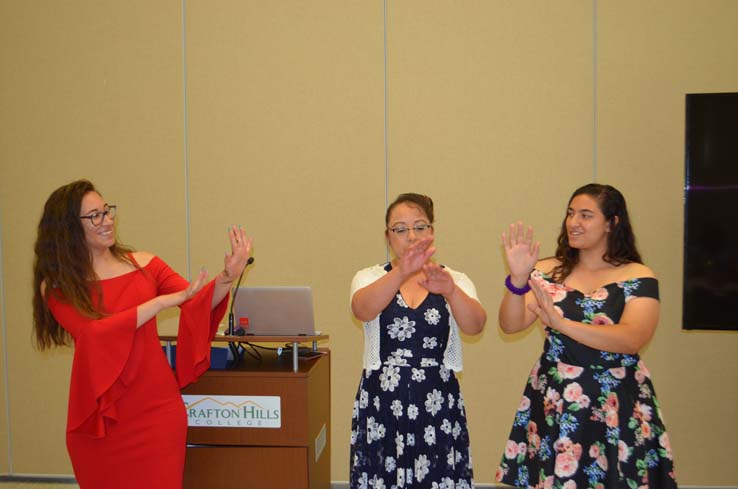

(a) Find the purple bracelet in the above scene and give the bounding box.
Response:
[505,274,531,295]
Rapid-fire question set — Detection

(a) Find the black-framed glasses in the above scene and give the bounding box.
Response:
[388,223,432,238]
[80,204,117,226]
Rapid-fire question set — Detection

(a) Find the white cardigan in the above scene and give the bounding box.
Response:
[350,263,479,372]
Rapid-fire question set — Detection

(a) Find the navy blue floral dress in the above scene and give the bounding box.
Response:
[351,264,474,489]
[496,270,677,489]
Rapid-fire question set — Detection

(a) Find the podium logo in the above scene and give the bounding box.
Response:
[182,395,281,428]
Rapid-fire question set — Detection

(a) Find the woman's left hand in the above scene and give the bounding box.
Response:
[527,279,566,331]
[220,225,254,284]
[419,262,455,297]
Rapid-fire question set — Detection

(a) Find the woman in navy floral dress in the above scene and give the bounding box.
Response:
[350,193,487,489]
[496,184,677,489]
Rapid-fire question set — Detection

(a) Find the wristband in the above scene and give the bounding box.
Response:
[505,274,531,295]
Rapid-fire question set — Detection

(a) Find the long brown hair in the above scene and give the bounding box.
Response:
[32,180,134,349]
[552,183,642,282]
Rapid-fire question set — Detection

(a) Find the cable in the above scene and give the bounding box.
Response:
[238,342,263,362]
[227,256,255,335]
[226,256,255,368]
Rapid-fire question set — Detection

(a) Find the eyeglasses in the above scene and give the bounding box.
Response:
[388,223,433,238]
[80,204,117,226]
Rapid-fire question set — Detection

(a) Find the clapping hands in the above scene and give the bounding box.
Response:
[527,279,566,331]
[419,262,455,297]
[396,235,436,277]
[397,237,454,297]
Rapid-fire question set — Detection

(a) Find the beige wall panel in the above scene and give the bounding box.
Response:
[0,1,187,475]
[597,1,738,484]
[386,1,594,483]
[184,1,385,481]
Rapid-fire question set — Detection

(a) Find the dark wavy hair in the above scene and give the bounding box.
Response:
[552,183,642,282]
[385,193,435,227]
[32,180,135,349]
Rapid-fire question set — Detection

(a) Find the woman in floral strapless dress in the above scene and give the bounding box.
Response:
[496,184,677,489]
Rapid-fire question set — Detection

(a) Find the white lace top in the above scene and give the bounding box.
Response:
[350,263,478,372]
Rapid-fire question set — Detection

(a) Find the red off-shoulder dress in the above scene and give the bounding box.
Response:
[47,255,228,488]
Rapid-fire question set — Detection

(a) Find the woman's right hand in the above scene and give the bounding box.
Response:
[161,268,209,309]
[502,222,540,282]
[396,235,435,278]
[137,269,209,328]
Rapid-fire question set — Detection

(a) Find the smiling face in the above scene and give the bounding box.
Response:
[386,202,434,259]
[565,194,612,253]
[79,191,116,253]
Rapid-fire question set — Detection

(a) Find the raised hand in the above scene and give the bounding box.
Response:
[397,235,436,277]
[502,221,540,280]
[220,225,254,284]
[419,262,455,296]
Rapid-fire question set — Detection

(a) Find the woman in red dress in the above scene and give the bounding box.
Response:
[32,179,253,488]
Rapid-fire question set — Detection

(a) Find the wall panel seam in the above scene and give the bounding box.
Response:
[592,0,598,182]
[181,0,192,278]
[0,208,12,472]
[383,0,390,263]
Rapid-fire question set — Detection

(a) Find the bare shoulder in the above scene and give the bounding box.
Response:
[535,256,560,275]
[620,262,656,280]
[132,251,156,267]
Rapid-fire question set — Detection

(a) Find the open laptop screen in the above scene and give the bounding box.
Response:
[231,286,315,336]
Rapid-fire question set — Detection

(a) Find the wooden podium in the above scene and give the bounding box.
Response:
[162,335,330,489]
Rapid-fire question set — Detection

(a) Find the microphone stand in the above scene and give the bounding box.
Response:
[227,256,254,368]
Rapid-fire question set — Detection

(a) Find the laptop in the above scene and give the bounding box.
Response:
[231,286,316,336]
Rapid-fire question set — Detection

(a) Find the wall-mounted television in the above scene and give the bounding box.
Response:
[683,92,738,330]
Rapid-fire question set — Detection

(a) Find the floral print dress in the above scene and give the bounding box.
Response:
[351,264,474,489]
[496,270,677,489]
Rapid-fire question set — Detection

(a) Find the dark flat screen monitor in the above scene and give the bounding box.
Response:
[683,92,738,330]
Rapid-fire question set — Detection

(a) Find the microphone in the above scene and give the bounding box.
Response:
[227,256,255,336]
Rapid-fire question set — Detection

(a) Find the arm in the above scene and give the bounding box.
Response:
[499,284,539,334]
[528,279,659,354]
[42,276,206,335]
[351,267,410,322]
[420,263,486,335]
[143,225,252,310]
[351,236,435,322]
[498,222,541,334]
